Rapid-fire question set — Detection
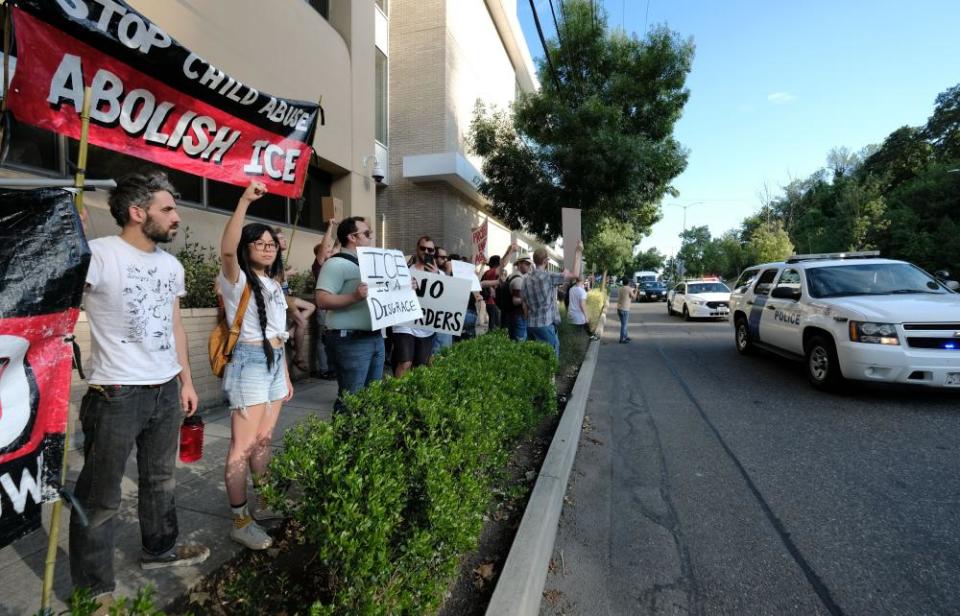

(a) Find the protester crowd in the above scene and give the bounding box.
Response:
[69,172,586,610]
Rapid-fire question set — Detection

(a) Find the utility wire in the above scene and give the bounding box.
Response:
[528,0,561,91]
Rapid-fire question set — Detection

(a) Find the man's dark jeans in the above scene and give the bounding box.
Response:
[69,379,181,595]
[325,331,385,413]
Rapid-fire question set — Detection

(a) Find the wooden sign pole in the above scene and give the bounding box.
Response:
[41,85,92,610]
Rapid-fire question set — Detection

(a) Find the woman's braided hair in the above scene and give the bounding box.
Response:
[237,223,283,370]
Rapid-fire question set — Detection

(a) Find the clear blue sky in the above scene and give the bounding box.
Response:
[517,0,960,257]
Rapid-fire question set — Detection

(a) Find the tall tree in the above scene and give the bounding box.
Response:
[632,247,666,272]
[924,83,960,160]
[583,218,638,281]
[746,221,794,264]
[469,1,694,241]
[676,225,712,277]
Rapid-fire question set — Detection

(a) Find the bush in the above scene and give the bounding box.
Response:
[585,288,606,329]
[286,268,316,296]
[175,229,220,309]
[262,331,558,614]
[36,586,167,615]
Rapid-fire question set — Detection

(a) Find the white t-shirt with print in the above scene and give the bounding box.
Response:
[84,236,186,385]
[218,269,288,343]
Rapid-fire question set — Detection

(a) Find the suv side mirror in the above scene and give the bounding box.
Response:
[771,286,801,301]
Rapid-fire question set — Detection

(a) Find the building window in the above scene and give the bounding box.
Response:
[306,0,329,19]
[375,49,388,146]
[375,0,388,16]
[5,117,59,173]
[68,140,204,204]
[298,166,334,232]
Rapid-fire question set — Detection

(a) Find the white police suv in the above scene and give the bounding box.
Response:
[667,278,731,320]
[729,252,960,390]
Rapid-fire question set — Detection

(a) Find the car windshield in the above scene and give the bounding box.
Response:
[642,282,665,290]
[806,263,948,298]
[688,283,730,294]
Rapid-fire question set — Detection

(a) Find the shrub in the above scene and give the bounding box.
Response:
[286,268,316,296]
[36,586,167,615]
[175,229,220,309]
[585,288,606,329]
[262,331,557,614]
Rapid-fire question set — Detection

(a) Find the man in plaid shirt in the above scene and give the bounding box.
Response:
[521,241,584,357]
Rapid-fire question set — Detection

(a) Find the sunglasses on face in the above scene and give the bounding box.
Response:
[352,229,373,239]
[418,246,436,253]
[436,255,448,260]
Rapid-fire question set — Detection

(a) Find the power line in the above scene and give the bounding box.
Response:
[528,0,561,91]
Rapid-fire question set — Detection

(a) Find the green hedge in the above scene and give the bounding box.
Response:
[262,331,558,614]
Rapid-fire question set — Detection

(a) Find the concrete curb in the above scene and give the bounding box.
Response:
[485,311,605,616]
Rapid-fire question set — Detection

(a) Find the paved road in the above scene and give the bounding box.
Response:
[541,301,960,616]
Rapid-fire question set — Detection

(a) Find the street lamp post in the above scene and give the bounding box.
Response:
[667,201,704,232]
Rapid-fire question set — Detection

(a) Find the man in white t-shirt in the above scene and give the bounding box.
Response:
[70,171,209,605]
[567,277,595,340]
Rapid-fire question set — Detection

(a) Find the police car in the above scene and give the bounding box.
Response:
[667,278,731,319]
[729,252,960,390]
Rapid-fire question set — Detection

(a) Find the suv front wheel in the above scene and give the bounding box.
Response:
[805,334,845,391]
[734,316,754,355]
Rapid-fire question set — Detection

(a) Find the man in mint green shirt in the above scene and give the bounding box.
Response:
[315,217,383,411]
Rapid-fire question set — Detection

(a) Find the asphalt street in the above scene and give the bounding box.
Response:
[541,301,960,616]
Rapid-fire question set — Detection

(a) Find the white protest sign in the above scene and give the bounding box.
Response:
[403,270,472,335]
[451,260,482,292]
[562,207,582,272]
[357,247,422,329]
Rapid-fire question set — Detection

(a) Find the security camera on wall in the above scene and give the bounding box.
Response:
[372,160,385,184]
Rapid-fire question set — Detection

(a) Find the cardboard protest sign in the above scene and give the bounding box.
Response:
[357,247,421,329]
[405,271,471,335]
[562,207,581,272]
[7,0,320,197]
[0,189,90,548]
[471,221,488,266]
[450,260,482,292]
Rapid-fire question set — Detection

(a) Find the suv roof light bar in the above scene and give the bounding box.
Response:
[786,250,880,263]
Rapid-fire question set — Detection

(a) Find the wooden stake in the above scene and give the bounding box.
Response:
[41,85,92,610]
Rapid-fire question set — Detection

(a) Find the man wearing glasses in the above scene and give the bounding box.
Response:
[315,217,384,411]
[432,247,455,353]
[393,236,439,377]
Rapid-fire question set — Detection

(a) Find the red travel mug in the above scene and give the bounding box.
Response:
[179,415,204,463]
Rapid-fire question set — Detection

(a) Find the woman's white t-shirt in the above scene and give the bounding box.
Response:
[218,270,288,343]
[567,285,588,325]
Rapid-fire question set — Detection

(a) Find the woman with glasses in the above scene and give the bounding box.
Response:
[217,182,293,551]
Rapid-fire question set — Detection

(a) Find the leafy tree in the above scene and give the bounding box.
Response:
[583,218,638,282]
[924,83,960,160]
[469,1,694,241]
[676,225,712,277]
[632,247,666,272]
[746,221,794,264]
[859,126,933,189]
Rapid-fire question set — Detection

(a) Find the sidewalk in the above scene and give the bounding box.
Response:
[0,378,337,616]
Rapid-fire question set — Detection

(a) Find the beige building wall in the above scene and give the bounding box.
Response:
[380,0,547,264]
[1,0,380,258]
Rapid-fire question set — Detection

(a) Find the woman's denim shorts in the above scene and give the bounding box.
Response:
[223,343,287,411]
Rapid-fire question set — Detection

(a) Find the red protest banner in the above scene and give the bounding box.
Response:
[472,221,488,266]
[7,3,320,198]
[0,189,89,548]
